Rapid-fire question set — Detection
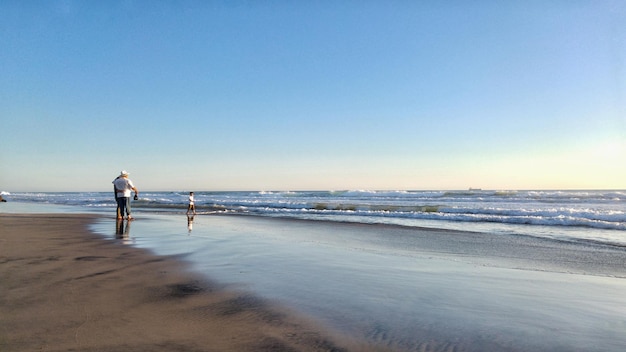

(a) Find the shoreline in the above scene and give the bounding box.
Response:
[0,213,370,352]
[4,210,626,351]
[90,211,626,352]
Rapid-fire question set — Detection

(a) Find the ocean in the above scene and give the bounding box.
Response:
[3,189,625,245]
[3,189,626,351]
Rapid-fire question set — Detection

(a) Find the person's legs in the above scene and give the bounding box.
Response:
[116,197,125,219]
[125,197,132,219]
[118,197,129,219]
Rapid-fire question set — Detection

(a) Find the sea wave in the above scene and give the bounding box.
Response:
[4,190,625,232]
[251,207,626,231]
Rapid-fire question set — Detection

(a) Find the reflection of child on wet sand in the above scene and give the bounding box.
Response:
[187,192,196,215]
[187,214,194,233]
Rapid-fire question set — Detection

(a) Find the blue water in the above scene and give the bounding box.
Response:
[3,189,625,245]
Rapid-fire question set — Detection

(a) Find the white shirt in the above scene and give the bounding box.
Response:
[113,177,134,198]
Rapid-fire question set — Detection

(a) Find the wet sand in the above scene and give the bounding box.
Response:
[0,214,368,352]
[93,214,626,352]
[3,212,626,352]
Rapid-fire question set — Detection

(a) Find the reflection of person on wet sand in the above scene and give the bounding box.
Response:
[116,218,131,240]
[187,214,194,233]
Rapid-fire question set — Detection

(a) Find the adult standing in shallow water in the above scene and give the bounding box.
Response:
[113,170,138,220]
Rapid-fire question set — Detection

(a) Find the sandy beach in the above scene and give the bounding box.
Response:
[3,210,626,352]
[0,213,364,352]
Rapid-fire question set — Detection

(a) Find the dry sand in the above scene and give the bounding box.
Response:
[0,213,373,352]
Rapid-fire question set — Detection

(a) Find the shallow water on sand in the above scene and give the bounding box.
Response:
[89,212,626,352]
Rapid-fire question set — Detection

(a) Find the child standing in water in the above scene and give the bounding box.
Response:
[187,192,196,215]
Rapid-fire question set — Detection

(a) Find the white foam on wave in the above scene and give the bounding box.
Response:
[8,190,626,244]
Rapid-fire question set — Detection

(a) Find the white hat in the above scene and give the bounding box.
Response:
[120,170,129,176]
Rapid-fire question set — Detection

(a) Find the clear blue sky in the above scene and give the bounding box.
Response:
[1,1,624,192]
